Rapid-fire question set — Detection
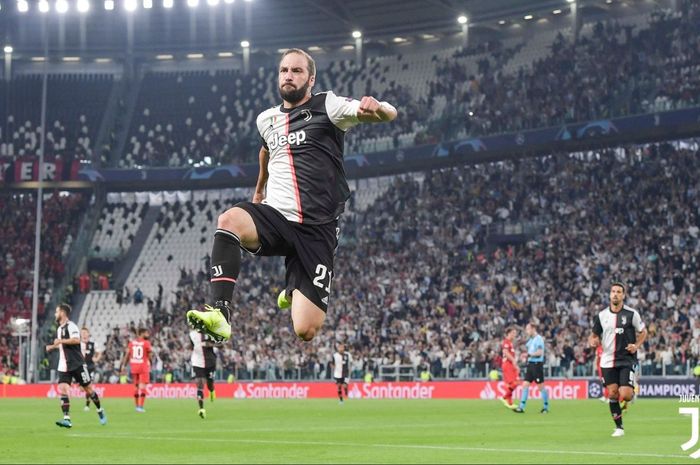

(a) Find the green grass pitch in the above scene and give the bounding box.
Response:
[0,398,693,463]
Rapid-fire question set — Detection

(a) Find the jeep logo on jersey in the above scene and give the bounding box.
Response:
[269,130,307,150]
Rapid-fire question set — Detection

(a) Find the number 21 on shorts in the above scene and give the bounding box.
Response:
[313,264,333,293]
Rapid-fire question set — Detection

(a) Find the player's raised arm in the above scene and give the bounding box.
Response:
[252,146,270,204]
[356,96,398,124]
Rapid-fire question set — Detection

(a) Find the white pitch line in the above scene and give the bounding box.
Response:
[68,433,690,460]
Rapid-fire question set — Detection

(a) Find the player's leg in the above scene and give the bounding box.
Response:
[343,381,349,399]
[515,366,533,413]
[85,391,91,410]
[56,380,72,428]
[336,380,344,403]
[196,376,206,418]
[290,290,326,341]
[187,205,262,342]
[138,381,147,410]
[207,371,216,402]
[538,381,549,413]
[82,383,106,424]
[603,367,624,435]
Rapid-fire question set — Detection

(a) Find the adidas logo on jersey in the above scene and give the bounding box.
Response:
[269,130,307,150]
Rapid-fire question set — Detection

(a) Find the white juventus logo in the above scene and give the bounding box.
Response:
[301,109,312,121]
[211,265,223,277]
[680,408,700,459]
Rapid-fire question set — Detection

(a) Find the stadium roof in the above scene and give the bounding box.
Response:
[0,0,608,56]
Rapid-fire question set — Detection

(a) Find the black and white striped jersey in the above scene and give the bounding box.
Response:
[81,340,96,368]
[189,330,216,369]
[333,352,351,379]
[57,321,85,372]
[256,91,361,225]
[592,305,645,369]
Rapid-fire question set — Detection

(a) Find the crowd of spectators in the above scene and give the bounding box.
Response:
[0,192,88,379]
[120,1,699,169]
[438,1,700,139]
[88,140,700,382]
[0,75,114,164]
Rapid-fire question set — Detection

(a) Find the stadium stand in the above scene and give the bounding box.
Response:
[0,74,115,163]
[83,140,700,382]
[0,193,87,377]
[117,2,699,168]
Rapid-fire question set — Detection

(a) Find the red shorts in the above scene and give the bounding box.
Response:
[130,365,150,384]
[502,364,519,384]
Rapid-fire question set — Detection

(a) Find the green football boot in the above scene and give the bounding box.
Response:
[187,303,232,343]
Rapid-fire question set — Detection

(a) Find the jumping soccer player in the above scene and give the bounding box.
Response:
[80,327,102,411]
[514,322,549,414]
[500,327,519,409]
[589,281,647,437]
[190,330,217,419]
[333,343,351,404]
[45,304,106,428]
[187,48,397,343]
[120,328,153,413]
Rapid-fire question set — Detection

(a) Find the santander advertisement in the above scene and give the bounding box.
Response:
[1,380,588,400]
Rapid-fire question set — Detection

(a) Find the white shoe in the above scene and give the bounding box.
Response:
[611,428,625,437]
[599,397,609,403]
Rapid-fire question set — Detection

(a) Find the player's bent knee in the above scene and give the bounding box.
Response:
[294,323,320,341]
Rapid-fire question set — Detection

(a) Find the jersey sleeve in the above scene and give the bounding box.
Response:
[67,322,80,339]
[632,311,646,332]
[324,91,361,131]
[592,314,603,336]
[536,336,545,352]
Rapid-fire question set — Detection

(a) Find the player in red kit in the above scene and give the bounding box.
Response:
[500,327,519,410]
[120,328,153,412]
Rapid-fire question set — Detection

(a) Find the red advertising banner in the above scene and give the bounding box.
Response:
[0,157,81,183]
[0,380,588,400]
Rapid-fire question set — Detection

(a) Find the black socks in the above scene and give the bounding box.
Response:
[609,400,623,429]
[210,229,241,304]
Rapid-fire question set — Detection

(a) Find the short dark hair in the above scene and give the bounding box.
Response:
[611,281,626,293]
[57,303,72,317]
[138,327,148,336]
[506,326,518,334]
[280,48,316,77]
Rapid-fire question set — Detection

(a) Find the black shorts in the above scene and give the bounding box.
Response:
[334,377,349,385]
[601,366,635,388]
[237,202,339,312]
[193,366,216,380]
[58,365,92,387]
[524,362,544,384]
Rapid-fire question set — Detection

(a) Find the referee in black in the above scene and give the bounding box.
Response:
[589,282,647,437]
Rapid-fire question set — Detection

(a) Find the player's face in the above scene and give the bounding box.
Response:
[81,329,89,342]
[610,285,625,305]
[507,329,516,340]
[278,53,315,104]
[525,324,534,337]
[338,345,345,353]
[54,307,63,324]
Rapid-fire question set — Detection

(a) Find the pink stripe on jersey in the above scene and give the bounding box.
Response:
[285,114,304,223]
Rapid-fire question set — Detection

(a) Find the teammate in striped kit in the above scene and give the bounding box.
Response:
[589,282,647,437]
[45,304,106,428]
[190,330,217,419]
[332,343,351,404]
[187,48,397,344]
[80,327,101,411]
